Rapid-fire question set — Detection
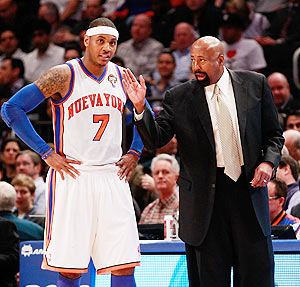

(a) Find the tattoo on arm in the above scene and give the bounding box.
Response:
[35,65,70,98]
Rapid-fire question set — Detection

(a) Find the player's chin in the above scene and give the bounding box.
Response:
[98,55,111,65]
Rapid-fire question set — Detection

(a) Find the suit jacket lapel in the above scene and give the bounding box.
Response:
[229,70,247,140]
[189,80,215,149]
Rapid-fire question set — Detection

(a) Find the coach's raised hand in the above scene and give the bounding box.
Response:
[122,68,147,114]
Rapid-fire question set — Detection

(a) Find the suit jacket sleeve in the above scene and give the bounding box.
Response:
[135,89,176,150]
[260,74,284,169]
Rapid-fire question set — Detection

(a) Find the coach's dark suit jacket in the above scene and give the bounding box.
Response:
[136,70,284,246]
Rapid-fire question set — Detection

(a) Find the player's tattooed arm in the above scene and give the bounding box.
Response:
[34,65,71,100]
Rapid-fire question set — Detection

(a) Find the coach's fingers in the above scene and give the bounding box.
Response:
[127,68,137,82]
[139,75,146,89]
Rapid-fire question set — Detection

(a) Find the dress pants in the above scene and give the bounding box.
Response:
[185,168,274,287]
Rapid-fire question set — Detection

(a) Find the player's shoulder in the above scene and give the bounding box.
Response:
[35,63,72,98]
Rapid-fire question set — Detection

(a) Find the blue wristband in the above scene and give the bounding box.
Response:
[41,148,54,160]
[1,83,52,156]
[125,98,154,155]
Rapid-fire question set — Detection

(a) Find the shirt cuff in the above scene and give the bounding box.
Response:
[133,107,145,121]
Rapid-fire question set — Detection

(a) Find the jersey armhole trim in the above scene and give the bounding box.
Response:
[115,64,127,98]
[51,63,75,105]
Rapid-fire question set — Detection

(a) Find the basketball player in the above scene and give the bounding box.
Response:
[1,18,150,287]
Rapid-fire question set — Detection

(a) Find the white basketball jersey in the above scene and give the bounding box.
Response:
[51,59,126,165]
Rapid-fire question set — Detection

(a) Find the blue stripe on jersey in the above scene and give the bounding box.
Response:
[115,65,127,97]
[53,104,62,155]
[77,58,107,82]
[47,168,55,242]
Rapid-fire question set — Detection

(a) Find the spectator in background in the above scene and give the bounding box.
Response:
[102,0,125,17]
[165,0,222,43]
[268,72,300,114]
[224,0,270,39]
[220,13,267,72]
[130,136,179,212]
[109,0,153,22]
[256,0,300,81]
[291,201,300,219]
[72,0,104,35]
[16,150,46,214]
[38,1,60,36]
[116,13,164,81]
[23,19,65,83]
[286,110,300,132]
[0,57,29,97]
[149,49,181,115]
[0,29,27,63]
[0,0,37,52]
[256,0,300,46]
[40,0,83,25]
[171,22,196,83]
[150,0,173,47]
[248,0,288,16]
[63,41,82,62]
[275,155,300,214]
[0,57,47,122]
[0,181,43,241]
[268,178,300,239]
[139,154,179,224]
[0,138,22,183]
[283,130,300,162]
[0,161,3,180]
[11,173,45,228]
[0,217,19,287]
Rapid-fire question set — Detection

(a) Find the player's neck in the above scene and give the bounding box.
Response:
[81,56,106,79]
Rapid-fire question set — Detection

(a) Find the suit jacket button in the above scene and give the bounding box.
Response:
[212,183,216,188]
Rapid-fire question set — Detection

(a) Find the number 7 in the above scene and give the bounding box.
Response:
[93,114,110,141]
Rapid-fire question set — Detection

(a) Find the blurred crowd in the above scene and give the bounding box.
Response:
[1,0,300,266]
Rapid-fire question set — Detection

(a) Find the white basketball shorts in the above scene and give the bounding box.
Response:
[41,164,141,274]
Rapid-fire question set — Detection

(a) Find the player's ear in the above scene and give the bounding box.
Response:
[84,35,89,48]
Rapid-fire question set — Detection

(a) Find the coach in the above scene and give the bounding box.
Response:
[123,36,284,287]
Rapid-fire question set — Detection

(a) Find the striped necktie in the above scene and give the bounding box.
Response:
[214,84,241,181]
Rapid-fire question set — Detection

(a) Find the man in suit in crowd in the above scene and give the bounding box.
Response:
[0,217,19,287]
[123,36,284,286]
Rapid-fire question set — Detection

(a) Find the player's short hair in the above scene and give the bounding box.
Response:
[11,173,36,194]
[0,181,16,212]
[89,17,116,29]
[151,153,180,174]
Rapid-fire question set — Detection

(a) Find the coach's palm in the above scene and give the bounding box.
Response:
[122,69,146,114]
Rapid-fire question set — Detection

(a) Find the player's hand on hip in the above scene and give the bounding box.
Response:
[122,68,146,114]
[250,162,273,187]
[44,152,82,180]
[116,153,139,182]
